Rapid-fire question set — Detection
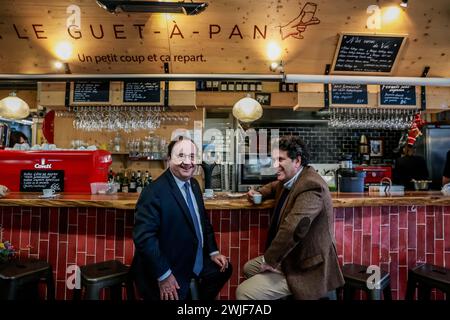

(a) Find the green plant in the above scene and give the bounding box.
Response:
[0,241,15,263]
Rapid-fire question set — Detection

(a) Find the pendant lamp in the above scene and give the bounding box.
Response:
[232,94,263,123]
[0,92,30,119]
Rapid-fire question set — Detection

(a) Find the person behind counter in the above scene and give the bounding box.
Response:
[8,130,29,148]
[132,136,232,300]
[443,150,450,185]
[236,135,344,300]
[393,144,429,190]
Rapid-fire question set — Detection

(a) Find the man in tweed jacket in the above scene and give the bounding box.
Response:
[236,136,344,300]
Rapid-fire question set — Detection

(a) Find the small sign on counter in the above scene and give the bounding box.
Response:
[20,170,64,192]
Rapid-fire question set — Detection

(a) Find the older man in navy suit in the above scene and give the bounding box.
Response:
[132,136,232,300]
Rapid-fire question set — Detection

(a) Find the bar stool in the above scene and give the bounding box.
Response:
[75,260,135,300]
[0,258,55,300]
[405,263,450,300]
[340,264,392,300]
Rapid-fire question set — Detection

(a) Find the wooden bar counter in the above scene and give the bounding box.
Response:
[1,191,449,300]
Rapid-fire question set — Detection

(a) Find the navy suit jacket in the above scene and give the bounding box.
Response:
[132,169,219,300]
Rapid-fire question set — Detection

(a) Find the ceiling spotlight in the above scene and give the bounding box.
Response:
[400,0,408,8]
[96,0,208,15]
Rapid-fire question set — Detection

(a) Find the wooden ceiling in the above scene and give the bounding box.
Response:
[0,0,448,77]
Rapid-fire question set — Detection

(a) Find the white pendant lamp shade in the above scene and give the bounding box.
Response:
[0,92,30,119]
[232,95,263,123]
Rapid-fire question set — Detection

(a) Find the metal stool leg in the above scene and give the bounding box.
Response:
[85,284,102,300]
[383,285,392,300]
[405,271,417,300]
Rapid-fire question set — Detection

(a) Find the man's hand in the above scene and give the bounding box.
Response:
[211,253,229,272]
[260,262,282,274]
[158,274,180,300]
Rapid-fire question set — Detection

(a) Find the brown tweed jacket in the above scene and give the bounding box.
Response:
[258,165,344,299]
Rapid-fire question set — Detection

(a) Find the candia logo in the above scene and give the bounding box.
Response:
[34,158,52,169]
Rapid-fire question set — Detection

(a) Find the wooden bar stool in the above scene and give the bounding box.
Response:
[0,258,55,300]
[340,264,392,300]
[405,264,450,300]
[74,260,135,300]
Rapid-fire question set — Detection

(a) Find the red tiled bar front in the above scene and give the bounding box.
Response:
[1,192,449,300]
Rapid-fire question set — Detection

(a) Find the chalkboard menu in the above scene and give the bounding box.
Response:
[380,85,416,106]
[331,84,368,105]
[332,34,406,73]
[123,80,161,103]
[73,81,110,103]
[20,170,64,192]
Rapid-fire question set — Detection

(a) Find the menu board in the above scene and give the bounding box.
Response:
[332,33,406,73]
[380,85,416,106]
[73,81,110,103]
[123,80,161,103]
[20,170,64,192]
[331,84,368,105]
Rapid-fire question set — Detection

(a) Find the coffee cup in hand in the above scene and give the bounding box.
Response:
[252,193,262,204]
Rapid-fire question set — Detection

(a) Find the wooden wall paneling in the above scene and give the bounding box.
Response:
[37,82,67,108]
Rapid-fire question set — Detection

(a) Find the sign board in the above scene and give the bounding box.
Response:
[20,170,64,192]
[72,81,110,104]
[331,84,368,106]
[332,33,407,74]
[379,85,417,106]
[123,80,161,103]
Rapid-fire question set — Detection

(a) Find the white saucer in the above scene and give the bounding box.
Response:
[203,193,215,199]
[226,193,245,198]
[38,194,60,199]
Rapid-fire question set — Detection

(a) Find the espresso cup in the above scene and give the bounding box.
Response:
[204,189,214,198]
[252,193,262,204]
[42,188,55,197]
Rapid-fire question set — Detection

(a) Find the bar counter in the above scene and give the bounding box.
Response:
[1,191,449,300]
[1,191,449,209]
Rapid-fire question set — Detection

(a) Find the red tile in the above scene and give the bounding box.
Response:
[353,230,362,265]
[67,225,77,264]
[343,226,353,264]
[390,206,399,214]
[380,225,390,264]
[87,216,96,237]
[125,210,134,228]
[57,242,68,281]
[249,210,259,226]
[399,206,407,228]
[105,249,115,261]
[371,206,381,245]
[417,206,426,224]
[371,244,380,266]
[362,235,371,266]
[39,240,49,261]
[408,212,417,249]
[239,239,249,270]
[435,208,443,240]
[76,253,86,266]
[58,208,68,242]
[30,216,40,255]
[435,239,444,266]
[335,220,344,257]
[445,253,450,269]
[426,253,434,264]
[335,207,344,220]
[390,214,399,251]
[221,210,231,220]
[105,212,115,250]
[240,211,250,240]
[398,266,408,300]
[344,207,353,226]
[220,225,231,258]
[417,225,426,263]
[49,208,59,233]
[220,216,230,233]
[95,235,106,262]
[362,207,371,235]
[445,214,450,251]
[407,249,416,268]
[229,247,240,286]
[96,209,106,235]
[390,252,399,290]
[20,211,31,253]
[114,217,125,257]
[426,205,434,216]
[354,207,362,230]
[381,206,390,225]
[426,216,435,253]
[68,208,78,225]
[124,232,134,265]
[48,233,58,274]
[399,229,407,266]
[210,210,220,231]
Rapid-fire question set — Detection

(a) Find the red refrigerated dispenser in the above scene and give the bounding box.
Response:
[0,150,112,193]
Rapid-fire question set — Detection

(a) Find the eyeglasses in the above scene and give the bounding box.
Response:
[173,153,197,162]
